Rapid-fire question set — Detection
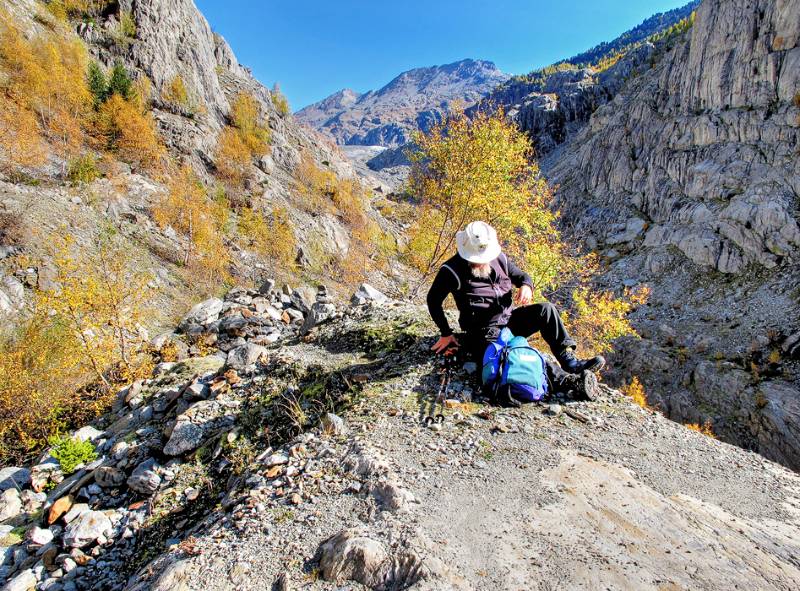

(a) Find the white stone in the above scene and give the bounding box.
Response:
[0,488,22,522]
[63,510,113,548]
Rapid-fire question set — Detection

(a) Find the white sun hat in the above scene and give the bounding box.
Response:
[456,221,501,264]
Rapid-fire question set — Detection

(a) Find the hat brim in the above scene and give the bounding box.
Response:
[456,236,501,264]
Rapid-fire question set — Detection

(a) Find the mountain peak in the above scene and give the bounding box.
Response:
[296,58,509,147]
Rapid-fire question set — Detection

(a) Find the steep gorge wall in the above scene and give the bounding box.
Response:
[546,0,800,468]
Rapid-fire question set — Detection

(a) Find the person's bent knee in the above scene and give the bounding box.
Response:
[539,301,558,315]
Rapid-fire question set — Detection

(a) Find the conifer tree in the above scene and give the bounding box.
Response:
[107,61,133,100]
[87,61,108,106]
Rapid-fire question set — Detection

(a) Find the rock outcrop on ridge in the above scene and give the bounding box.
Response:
[2,285,799,591]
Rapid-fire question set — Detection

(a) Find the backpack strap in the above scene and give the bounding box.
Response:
[441,263,461,291]
[499,252,510,277]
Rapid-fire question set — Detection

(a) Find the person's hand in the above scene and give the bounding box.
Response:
[431,334,459,354]
[515,284,533,306]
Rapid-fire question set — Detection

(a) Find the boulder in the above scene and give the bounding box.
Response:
[27,526,54,546]
[258,278,276,295]
[226,343,267,370]
[47,495,74,525]
[369,479,415,513]
[0,488,22,522]
[72,426,103,443]
[606,217,647,245]
[351,283,388,306]
[150,333,189,360]
[0,276,24,316]
[163,399,239,456]
[290,286,317,313]
[319,529,390,588]
[94,467,126,489]
[0,467,29,491]
[127,459,161,495]
[62,503,89,524]
[63,510,112,548]
[300,302,337,335]
[179,298,224,330]
[150,559,191,591]
[18,490,45,513]
[2,569,37,591]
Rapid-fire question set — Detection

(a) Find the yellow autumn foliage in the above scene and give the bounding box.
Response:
[47,0,111,20]
[96,93,165,172]
[37,233,155,382]
[567,286,650,355]
[0,232,155,463]
[0,99,47,170]
[294,154,371,228]
[215,92,270,185]
[0,317,84,463]
[406,108,561,295]
[294,154,337,212]
[154,165,231,281]
[164,75,189,107]
[685,421,716,438]
[405,108,644,356]
[621,376,649,408]
[0,10,92,165]
[271,83,290,116]
[238,205,297,269]
[215,126,253,185]
[230,91,270,155]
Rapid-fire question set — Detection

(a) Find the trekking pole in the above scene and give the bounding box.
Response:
[424,345,457,426]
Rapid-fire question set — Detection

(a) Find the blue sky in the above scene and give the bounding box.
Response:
[195,0,691,110]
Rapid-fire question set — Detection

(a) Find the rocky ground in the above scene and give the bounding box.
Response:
[2,287,799,591]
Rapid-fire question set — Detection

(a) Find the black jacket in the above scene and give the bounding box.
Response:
[426,253,533,338]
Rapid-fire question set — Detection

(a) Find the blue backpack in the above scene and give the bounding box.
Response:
[482,328,548,405]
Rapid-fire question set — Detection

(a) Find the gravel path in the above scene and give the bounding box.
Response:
[152,319,800,591]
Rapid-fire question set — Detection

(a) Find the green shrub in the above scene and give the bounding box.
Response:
[107,62,133,100]
[48,434,98,474]
[110,11,136,47]
[87,61,108,106]
[119,11,136,38]
[67,154,100,184]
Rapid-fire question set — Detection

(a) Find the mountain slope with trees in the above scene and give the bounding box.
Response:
[0,0,409,464]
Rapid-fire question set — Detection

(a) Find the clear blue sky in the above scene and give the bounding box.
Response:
[195,0,691,110]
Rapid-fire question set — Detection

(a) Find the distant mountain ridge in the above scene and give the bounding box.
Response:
[295,58,509,147]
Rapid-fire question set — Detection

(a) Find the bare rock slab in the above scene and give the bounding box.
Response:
[163,399,240,456]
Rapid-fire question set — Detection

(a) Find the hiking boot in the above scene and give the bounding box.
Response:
[557,349,605,374]
[561,370,600,401]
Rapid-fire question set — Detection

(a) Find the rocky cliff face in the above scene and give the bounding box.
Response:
[545,0,800,468]
[473,43,656,157]
[86,0,347,180]
[296,59,510,147]
[472,0,698,159]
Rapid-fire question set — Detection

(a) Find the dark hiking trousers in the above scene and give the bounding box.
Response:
[504,302,577,354]
[461,302,578,393]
